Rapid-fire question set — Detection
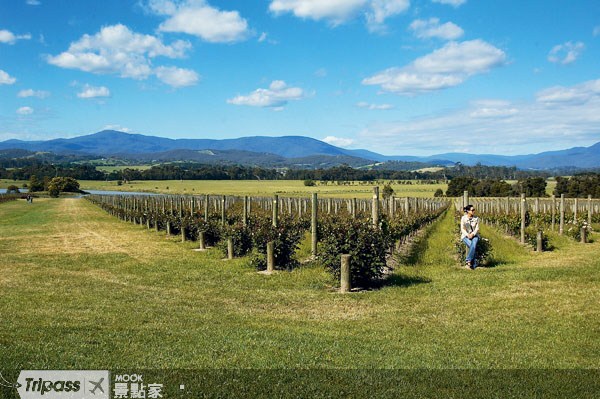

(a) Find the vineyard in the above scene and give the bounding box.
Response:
[454,192,599,252]
[86,189,449,290]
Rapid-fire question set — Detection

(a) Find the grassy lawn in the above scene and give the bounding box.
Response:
[1,198,598,396]
[79,179,447,198]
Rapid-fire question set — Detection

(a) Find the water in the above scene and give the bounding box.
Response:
[0,188,29,194]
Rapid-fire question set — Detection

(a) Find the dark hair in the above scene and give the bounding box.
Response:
[463,204,474,213]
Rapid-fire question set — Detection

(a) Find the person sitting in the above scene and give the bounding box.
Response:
[461,205,479,269]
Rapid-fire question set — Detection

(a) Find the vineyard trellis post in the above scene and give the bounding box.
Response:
[273,194,279,228]
[559,194,565,235]
[551,195,556,231]
[311,193,318,257]
[463,191,469,209]
[574,198,578,220]
[520,193,526,244]
[243,196,248,227]
[340,254,351,293]
[221,195,226,225]
[372,186,379,228]
[267,241,275,273]
[588,194,592,226]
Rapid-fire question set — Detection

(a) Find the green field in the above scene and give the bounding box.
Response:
[2,197,598,366]
[79,179,446,198]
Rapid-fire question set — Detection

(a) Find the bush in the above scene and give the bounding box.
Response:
[303,179,316,187]
[47,177,81,197]
[218,222,253,257]
[6,185,20,194]
[28,175,45,192]
[319,214,390,288]
[455,235,493,266]
[248,214,305,271]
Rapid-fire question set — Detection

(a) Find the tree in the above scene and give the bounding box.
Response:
[6,185,20,193]
[28,175,45,192]
[512,177,547,197]
[434,188,444,197]
[382,182,394,199]
[47,177,81,198]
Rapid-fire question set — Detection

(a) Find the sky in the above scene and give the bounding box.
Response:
[1,0,599,156]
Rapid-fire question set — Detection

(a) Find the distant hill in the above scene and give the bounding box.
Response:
[0,130,598,170]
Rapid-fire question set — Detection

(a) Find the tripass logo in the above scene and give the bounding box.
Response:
[14,370,109,399]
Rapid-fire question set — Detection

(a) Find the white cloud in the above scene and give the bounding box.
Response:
[258,32,268,42]
[431,0,466,7]
[322,136,356,147]
[0,70,16,85]
[47,24,198,87]
[409,18,464,40]
[358,78,600,155]
[102,124,132,133]
[548,41,585,65]
[227,80,305,108]
[148,0,249,43]
[155,66,199,88]
[77,85,110,98]
[269,0,366,24]
[17,89,50,98]
[26,0,41,5]
[314,68,327,78]
[17,106,34,115]
[366,0,410,32]
[269,0,408,30]
[594,26,600,37]
[357,101,394,110]
[362,39,506,95]
[0,29,31,44]
[536,79,600,105]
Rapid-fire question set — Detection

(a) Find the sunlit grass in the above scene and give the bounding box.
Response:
[0,198,598,373]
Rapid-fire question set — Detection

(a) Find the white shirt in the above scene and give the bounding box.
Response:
[460,214,479,239]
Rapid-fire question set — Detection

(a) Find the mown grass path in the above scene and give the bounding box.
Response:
[1,198,598,370]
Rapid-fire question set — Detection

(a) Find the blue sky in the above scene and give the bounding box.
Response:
[1,0,599,156]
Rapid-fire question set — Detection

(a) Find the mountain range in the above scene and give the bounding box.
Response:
[1,130,599,170]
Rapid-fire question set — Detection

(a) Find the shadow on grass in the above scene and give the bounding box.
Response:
[381,273,432,288]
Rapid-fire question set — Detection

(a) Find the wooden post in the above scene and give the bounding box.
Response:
[227,238,234,259]
[581,227,588,244]
[372,186,379,228]
[267,241,275,273]
[559,194,565,235]
[536,230,543,252]
[166,221,171,236]
[243,196,248,227]
[221,195,226,225]
[351,198,357,218]
[311,193,318,257]
[273,194,279,228]
[587,195,592,226]
[551,195,556,231]
[463,190,469,209]
[340,254,351,293]
[204,194,209,221]
[520,193,526,244]
[181,225,186,242]
[574,197,578,220]
[198,232,206,250]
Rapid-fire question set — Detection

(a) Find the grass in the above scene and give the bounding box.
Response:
[1,198,598,396]
[79,179,448,198]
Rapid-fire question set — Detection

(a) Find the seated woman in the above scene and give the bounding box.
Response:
[460,205,479,269]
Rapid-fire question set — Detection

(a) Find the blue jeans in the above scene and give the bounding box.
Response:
[462,236,479,266]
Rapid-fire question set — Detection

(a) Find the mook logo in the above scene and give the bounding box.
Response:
[15,370,109,399]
